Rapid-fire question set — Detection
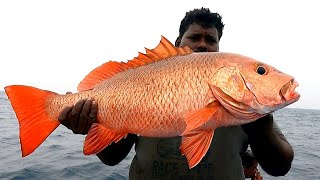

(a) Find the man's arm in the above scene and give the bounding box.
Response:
[96,133,137,166]
[58,99,136,166]
[241,114,294,176]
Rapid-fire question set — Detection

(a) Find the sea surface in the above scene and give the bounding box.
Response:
[0,91,319,180]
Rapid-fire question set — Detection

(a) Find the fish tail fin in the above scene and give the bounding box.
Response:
[4,85,60,157]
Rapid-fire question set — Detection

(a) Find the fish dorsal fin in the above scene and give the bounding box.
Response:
[77,61,127,91]
[77,36,193,91]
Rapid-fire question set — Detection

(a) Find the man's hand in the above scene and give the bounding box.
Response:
[241,114,274,136]
[241,114,294,176]
[253,171,263,180]
[57,96,135,166]
[58,98,98,135]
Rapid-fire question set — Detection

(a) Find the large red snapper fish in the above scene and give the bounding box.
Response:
[5,36,300,168]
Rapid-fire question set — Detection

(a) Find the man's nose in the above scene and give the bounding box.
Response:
[195,39,208,52]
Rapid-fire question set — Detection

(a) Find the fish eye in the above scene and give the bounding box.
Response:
[256,66,267,75]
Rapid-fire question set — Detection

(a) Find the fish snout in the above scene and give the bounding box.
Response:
[280,79,300,101]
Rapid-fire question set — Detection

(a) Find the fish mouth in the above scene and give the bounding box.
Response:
[280,79,300,103]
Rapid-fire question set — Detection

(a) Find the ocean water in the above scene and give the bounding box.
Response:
[0,91,319,180]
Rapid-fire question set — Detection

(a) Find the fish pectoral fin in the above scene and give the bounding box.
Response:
[182,101,219,135]
[83,123,127,155]
[180,130,214,169]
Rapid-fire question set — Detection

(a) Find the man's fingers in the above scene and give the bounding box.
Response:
[81,99,92,118]
[68,99,86,131]
[70,99,86,118]
[78,99,93,134]
[58,106,73,127]
[89,101,98,123]
[58,99,98,135]
[84,101,98,133]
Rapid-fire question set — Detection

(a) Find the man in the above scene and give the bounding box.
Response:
[58,8,293,179]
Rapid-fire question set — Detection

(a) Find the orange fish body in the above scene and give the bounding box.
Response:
[5,36,300,168]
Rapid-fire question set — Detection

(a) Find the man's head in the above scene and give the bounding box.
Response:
[175,7,224,52]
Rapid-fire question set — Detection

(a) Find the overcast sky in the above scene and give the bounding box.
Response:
[0,0,319,110]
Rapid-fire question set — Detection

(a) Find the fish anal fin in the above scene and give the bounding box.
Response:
[182,101,219,135]
[83,123,127,155]
[180,130,214,169]
[78,36,193,91]
[4,85,60,157]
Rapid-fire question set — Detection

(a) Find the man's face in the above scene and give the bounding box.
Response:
[178,23,219,52]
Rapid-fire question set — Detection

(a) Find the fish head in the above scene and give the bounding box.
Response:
[209,53,300,118]
[238,58,300,112]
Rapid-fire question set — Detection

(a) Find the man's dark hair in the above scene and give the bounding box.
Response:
[178,7,225,40]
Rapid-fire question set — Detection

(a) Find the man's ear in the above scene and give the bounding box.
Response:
[175,37,181,47]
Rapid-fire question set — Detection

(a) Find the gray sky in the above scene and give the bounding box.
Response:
[0,0,319,110]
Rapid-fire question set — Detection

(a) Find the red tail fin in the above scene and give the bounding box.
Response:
[4,85,60,157]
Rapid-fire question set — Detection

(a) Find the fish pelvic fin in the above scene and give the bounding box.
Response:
[182,101,219,135]
[180,130,214,169]
[4,85,60,157]
[83,123,127,155]
[77,36,193,91]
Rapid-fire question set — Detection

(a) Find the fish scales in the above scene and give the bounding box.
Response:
[48,53,218,137]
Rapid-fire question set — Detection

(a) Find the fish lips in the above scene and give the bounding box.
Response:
[256,79,300,113]
[279,79,300,104]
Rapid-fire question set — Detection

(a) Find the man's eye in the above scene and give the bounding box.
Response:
[206,38,217,44]
[188,36,198,41]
